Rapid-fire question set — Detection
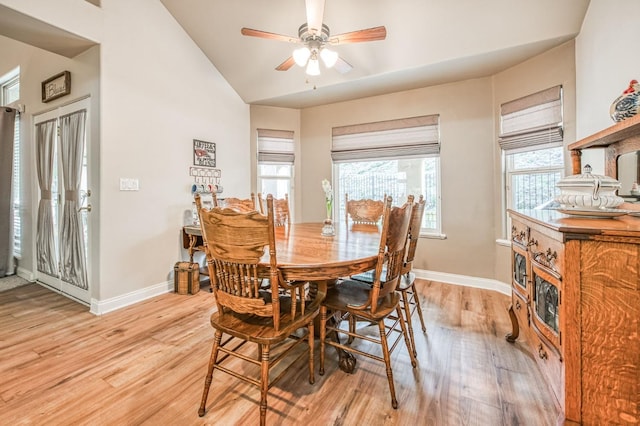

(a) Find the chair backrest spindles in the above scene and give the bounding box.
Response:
[196,194,288,331]
[345,193,385,226]
[403,195,426,275]
[351,196,412,315]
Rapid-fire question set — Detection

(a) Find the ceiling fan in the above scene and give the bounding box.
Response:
[240,0,386,76]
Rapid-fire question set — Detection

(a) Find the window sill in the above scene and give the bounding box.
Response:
[420,232,447,240]
[496,238,511,247]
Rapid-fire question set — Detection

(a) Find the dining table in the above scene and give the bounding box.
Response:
[182,221,382,372]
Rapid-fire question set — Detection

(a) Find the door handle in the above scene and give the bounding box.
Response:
[78,204,92,213]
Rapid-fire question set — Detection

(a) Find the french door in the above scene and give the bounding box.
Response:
[33,98,92,304]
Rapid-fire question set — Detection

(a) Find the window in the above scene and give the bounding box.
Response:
[500,86,564,233]
[257,129,294,215]
[1,68,20,257]
[332,115,441,235]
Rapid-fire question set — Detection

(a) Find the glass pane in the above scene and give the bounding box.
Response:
[4,79,19,104]
[534,274,559,333]
[260,178,290,200]
[336,157,438,230]
[511,171,562,210]
[258,163,291,177]
[513,252,526,288]
[511,146,564,170]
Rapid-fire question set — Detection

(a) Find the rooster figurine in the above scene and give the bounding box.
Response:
[610,79,640,122]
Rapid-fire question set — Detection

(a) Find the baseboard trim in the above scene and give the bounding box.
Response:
[90,281,173,315]
[89,270,510,315]
[413,269,511,296]
[16,267,35,281]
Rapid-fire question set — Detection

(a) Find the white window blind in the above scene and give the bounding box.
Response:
[257,129,295,164]
[12,113,20,256]
[499,85,563,152]
[331,115,440,162]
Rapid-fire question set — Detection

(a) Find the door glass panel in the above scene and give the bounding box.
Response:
[534,273,559,332]
[513,251,526,288]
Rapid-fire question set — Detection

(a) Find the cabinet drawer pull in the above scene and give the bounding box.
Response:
[537,343,548,360]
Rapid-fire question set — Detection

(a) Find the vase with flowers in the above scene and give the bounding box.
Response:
[321,179,335,236]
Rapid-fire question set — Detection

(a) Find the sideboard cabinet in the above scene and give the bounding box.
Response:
[507,208,639,425]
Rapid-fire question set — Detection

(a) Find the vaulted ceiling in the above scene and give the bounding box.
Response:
[0,1,591,110]
[160,0,591,108]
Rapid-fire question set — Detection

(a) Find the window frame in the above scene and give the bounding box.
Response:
[1,68,21,258]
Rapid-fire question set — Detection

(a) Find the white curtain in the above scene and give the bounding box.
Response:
[59,110,87,289]
[0,107,16,276]
[36,119,58,276]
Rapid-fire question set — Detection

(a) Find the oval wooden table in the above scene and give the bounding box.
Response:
[265,222,382,373]
[266,222,381,280]
[184,221,382,372]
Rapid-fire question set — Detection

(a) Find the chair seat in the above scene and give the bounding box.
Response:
[350,269,415,292]
[323,279,400,321]
[211,293,320,345]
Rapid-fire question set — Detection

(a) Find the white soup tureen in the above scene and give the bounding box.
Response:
[554,164,623,209]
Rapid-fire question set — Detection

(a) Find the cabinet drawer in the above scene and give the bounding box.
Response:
[531,333,563,410]
[512,290,529,331]
[528,227,564,277]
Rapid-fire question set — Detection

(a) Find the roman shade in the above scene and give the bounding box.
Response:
[257,129,294,164]
[499,85,563,152]
[331,115,440,162]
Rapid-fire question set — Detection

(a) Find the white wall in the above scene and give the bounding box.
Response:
[0,0,251,305]
[576,0,640,173]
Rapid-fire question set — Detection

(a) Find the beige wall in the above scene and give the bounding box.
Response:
[298,78,497,279]
[249,105,301,220]
[1,0,251,305]
[491,40,577,283]
[251,42,578,283]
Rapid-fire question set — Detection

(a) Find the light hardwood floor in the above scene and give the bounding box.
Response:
[0,280,560,425]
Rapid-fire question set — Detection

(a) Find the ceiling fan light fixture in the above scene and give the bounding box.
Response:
[293,47,311,67]
[306,58,320,76]
[320,48,338,68]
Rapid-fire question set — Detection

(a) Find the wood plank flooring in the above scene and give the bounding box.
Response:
[0,280,560,425]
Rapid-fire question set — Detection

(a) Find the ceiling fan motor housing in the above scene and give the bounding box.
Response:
[298,23,330,49]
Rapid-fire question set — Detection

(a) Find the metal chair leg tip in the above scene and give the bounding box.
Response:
[198,409,205,417]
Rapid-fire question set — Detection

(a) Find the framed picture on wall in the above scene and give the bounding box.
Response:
[193,139,216,167]
[41,71,71,103]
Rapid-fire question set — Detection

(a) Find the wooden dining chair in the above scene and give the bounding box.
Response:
[348,195,427,357]
[258,193,291,226]
[212,192,257,212]
[320,196,416,409]
[344,193,385,226]
[195,194,325,425]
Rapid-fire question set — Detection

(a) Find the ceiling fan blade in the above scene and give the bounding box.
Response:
[275,56,296,71]
[305,0,325,35]
[333,56,353,74]
[241,28,298,43]
[329,26,387,45]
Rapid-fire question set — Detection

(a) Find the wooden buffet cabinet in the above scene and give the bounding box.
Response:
[507,115,640,425]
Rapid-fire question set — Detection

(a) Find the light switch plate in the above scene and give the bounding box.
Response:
[119,178,139,191]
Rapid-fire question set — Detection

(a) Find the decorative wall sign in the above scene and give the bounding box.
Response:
[193,139,216,167]
[41,71,71,103]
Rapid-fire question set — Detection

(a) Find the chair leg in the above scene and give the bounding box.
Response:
[401,289,418,357]
[347,314,355,344]
[411,283,427,332]
[377,319,398,409]
[319,306,327,376]
[198,330,222,417]
[308,320,315,384]
[259,344,270,426]
[396,306,417,368]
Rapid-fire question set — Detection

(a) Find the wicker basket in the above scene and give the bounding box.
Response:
[174,261,200,295]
